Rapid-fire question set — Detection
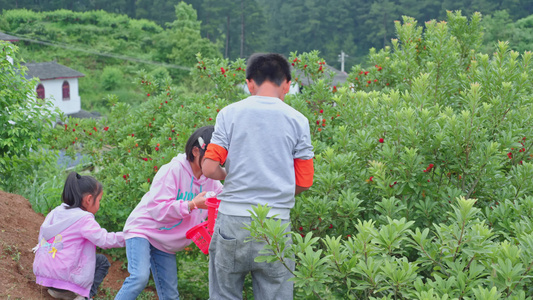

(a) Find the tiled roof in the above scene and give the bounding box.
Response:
[23,61,84,80]
[0,32,20,42]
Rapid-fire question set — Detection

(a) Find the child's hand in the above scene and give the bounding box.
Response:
[192,191,208,210]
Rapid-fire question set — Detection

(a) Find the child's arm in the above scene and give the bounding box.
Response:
[202,143,228,180]
[145,169,206,221]
[79,215,125,249]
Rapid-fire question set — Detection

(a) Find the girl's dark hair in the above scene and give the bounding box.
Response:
[62,172,103,210]
[246,53,291,87]
[185,125,215,162]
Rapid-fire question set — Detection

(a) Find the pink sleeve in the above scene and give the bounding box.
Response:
[145,165,190,222]
[79,216,125,249]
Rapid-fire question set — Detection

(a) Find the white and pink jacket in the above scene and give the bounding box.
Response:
[33,204,124,298]
[123,153,223,254]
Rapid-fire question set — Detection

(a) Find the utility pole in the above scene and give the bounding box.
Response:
[338,51,349,73]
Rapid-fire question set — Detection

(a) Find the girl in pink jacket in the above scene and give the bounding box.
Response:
[33,172,125,300]
[115,126,223,300]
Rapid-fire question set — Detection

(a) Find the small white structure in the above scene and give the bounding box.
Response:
[24,61,85,115]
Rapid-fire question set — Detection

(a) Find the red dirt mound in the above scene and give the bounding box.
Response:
[0,190,130,299]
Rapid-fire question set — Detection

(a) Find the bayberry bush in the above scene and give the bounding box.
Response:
[45,11,533,299]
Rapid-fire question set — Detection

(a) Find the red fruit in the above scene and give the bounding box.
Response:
[143,158,148,161]
[299,226,303,231]
[291,63,295,66]
[319,109,323,114]
[93,127,97,131]
[423,170,427,172]
[427,179,430,182]
[379,138,384,143]
[364,71,369,75]
[168,137,172,141]
[155,147,159,151]
[89,133,92,135]
[386,83,390,86]
[73,129,75,132]
[507,152,513,159]
[75,123,78,126]
[374,79,378,83]
[369,176,373,182]
[209,118,213,121]
[147,93,150,97]
[123,175,127,179]
[367,80,372,84]
[132,134,135,137]
[329,224,333,229]
[221,67,225,74]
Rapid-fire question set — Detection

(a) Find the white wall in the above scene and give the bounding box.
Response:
[38,78,81,114]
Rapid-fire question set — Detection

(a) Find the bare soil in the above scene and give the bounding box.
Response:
[0,190,133,299]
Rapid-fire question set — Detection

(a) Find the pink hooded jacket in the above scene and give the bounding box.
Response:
[33,204,124,298]
[124,153,223,254]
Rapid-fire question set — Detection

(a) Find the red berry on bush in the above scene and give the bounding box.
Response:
[147,93,150,97]
[379,138,384,143]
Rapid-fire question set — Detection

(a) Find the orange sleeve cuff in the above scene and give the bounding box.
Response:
[205,143,228,165]
[294,158,314,187]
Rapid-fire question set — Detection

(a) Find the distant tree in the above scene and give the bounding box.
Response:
[152,2,221,79]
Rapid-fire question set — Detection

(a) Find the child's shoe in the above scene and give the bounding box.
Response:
[47,288,77,299]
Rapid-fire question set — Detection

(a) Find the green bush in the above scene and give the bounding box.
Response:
[0,41,59,191]
[101,67,124,91]
[42,11,533,299]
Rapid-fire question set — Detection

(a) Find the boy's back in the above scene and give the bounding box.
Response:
[212,94,313,219]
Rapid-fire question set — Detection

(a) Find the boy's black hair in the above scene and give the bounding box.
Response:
[62,172,103,210]
[185,125,215,162]
[246,53,291,87]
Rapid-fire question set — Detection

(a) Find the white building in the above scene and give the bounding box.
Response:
[23,61,85,115]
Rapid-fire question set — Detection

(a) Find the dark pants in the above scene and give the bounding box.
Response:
[50,254,110,298]
[91,254,111,297]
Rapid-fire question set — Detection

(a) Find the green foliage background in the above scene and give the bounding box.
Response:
[0,3,220,114]
[2,0,533,68]
[2,2,533,299]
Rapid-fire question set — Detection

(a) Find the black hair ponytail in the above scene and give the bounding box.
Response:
[185,125,215,162]
[62,172,103,209]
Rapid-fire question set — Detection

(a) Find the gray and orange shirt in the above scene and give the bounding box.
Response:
[206,95,314,219]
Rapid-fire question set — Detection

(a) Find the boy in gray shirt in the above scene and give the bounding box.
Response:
[202,53,314,299]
